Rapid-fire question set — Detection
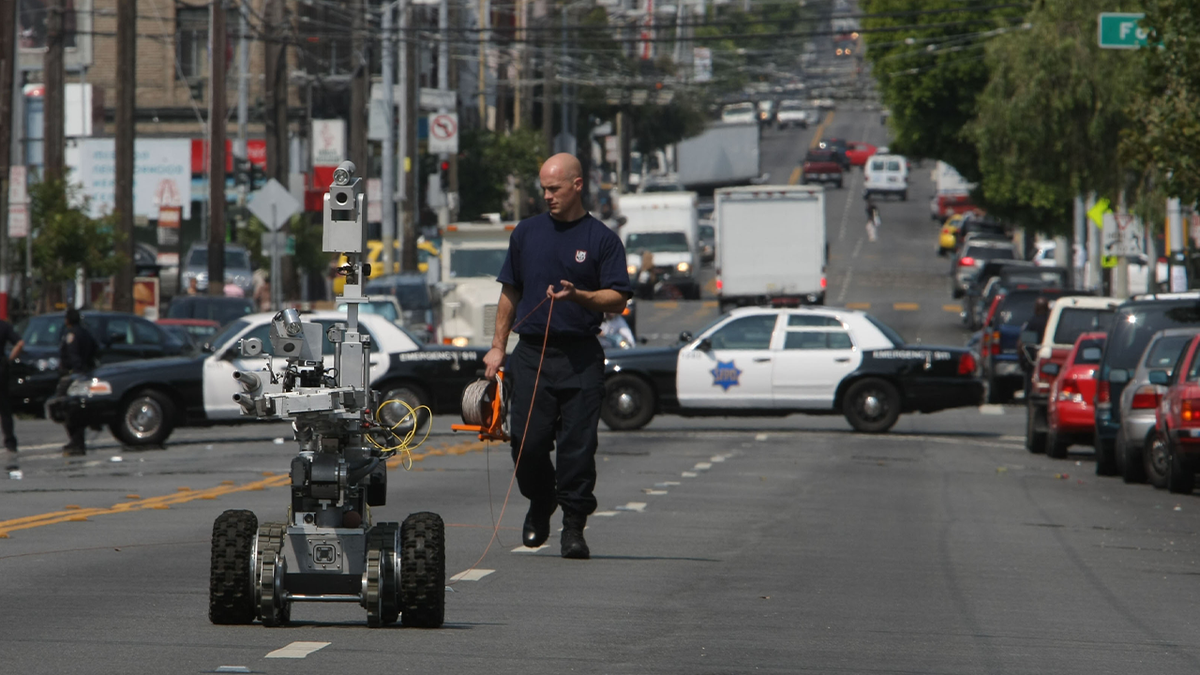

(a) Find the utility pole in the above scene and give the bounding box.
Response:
[0,0,15,319]
[208,0,228,297]
[382,0,397,276]
[447,0,459,222]
[43,0,65,181]
[402,20,419,273]
[236,0,249,207]
[264,0,288,184]
[477,0,488,127]
[436,0,450,226]
[112,0,136,312]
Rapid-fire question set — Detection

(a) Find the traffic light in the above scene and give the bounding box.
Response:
[233,157,252,187]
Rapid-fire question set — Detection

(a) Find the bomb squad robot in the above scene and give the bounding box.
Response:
[207,161,445,628]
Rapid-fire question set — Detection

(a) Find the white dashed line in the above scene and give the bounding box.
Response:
[592,510,619,517]
[215,667,250,673]
[655,481,681,487]
[643,489,668,495]
[450,569,495,582]
[978,405,1006,415]
[710,456,726,463]
[616,502,647,512]
[265,642,331,659]
[511,545,548,553]
[693,462,712,470]
[681,471,698,478]
[755,433,770,441]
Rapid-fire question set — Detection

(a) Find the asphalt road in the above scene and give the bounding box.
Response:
[6,119,1200,675]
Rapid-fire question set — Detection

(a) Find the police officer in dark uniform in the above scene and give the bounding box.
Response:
[58,308,98,456]
[0,317,25,470]
[484,153,632,560]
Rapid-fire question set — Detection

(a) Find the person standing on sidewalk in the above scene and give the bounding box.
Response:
[483,153,632,560]
[57,309,98,456]
[0,317,25,470]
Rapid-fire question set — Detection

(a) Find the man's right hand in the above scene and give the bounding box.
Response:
[483,347,506,380]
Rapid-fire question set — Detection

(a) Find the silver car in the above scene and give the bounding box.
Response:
[1116,327,1200,486]
[180,243,254,296]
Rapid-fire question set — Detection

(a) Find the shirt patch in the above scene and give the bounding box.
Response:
[710,360,742,391]
[65,332,75,344]
[575,249,588,263]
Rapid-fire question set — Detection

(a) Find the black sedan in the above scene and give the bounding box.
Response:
[600,307,983,433]
[11,310,191,415]
[48,311,484,447]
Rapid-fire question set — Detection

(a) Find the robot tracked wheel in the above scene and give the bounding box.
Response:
[206,158,444,628]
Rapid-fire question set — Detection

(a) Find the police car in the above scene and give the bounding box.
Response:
[49,311,483,447]
[600,307,983,433]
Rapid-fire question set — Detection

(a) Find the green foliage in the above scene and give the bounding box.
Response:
[861,0,1022,179]
[627,90,709,155]
[29,177,124,285]
[969,0,1140,234]
[1124,0,1200,205]
[457,127,547,221]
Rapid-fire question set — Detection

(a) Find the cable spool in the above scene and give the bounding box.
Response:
[452,373,509,441]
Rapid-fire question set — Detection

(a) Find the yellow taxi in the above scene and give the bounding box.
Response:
[332,238,440,295]
[938,213,966,256]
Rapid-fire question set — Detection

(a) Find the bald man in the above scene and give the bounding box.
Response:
[484,153,632,559]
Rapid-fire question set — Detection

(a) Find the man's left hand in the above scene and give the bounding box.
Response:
[547,280,577,301]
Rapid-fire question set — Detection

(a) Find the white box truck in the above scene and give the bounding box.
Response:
[438,220,518,348]
[714,185,827,310]
[618,192,701,300]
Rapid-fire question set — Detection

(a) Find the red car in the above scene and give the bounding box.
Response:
[1152,333,1200,493]
[1045,332,1106,458]
[844,142,877,167]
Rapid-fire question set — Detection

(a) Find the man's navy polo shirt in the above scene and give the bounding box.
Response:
[497,212,632,337]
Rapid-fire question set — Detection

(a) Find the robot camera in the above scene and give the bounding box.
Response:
[332,160,356,187]
[238,337,264,357]
[328,161,363,223]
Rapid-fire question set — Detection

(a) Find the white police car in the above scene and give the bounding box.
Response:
[600,307,982,433]
[50,311,484,447]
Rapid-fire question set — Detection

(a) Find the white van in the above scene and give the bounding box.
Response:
[863,154,909,201]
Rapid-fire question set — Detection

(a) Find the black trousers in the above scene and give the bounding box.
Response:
[0,383,15,451]
[507,336,605,516]
[56,375,87,448]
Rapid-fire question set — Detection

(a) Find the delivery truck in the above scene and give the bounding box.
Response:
[714,185,827,310]
[618,192,701,300]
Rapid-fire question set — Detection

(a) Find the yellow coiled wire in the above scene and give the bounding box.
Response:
[367,398,433,470]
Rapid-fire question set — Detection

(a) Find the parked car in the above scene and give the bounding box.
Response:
[960,260,1037,328]
[979,287,1082,403]
[937,213,967,255]
[1094,294,1200,476]
[362,273,438,344]
[599,307,981,433]
[1025,296,1118,453]
[1116,328,1200,485]
[165,295,256,328]
[11,311,190,415]
[1044,332,1107,458]
[952,240,1017,299]
[47,311,485,447]
[179,243,255,296]
[156,318,221,353]
[1149,333,1200,493]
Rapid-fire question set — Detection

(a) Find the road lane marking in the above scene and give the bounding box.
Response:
[643,489,668,495]
[681,471,698,477]
[845,302,871,310]
[979,405,1006,415]
[655,481,680,487]
[616,502,647,512]
[450,569,495,581]
[710,455,727,462]
[893,302,919,311]
[701,300,718,308]
[592,510,619,517]
[0,440,487,538]
[788,166,802,185]
[265,642,331,659]
[809,111,835,149]
[512,545,548,553]
[654,301,679,309]
[693,462,712,470]
[755,433,769,441]
[943,304,960,313]
[215,667,251,673]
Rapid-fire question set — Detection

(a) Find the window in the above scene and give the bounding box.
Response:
[787,315,843,327]
[449,249,508,278]
[1053,308,1115,346]
[133,319,162,345]
[105,318,133,345]
[625,232,689,253]
[1145,335,1192,371]
[784,331,854,350]
[176,6,208,80]
[707,315,777,351]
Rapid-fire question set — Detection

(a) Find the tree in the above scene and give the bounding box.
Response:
[968,0,1141,233]
[457,128,546,221]
[29,177,124,310]
[1124,0,1200,205]
[861,0,1026,180]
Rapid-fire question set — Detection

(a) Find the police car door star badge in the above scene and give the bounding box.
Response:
[711,360,742,391]
[575,250,588,263]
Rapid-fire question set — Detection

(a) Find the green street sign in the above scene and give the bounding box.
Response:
[1098,12,1147,49]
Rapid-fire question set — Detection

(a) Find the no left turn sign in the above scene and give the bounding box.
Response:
[428,113,458,154]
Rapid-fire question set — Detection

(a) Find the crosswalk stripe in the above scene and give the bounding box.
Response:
[265,642,331,659]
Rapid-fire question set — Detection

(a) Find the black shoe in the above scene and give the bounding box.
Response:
[561,512,590,560]
[62,445,86,457]
[522,501,556,548]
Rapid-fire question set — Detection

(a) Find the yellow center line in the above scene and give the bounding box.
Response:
[808,111,836,149]
[893,302,920,311]
[943,304,961,313]
[845,302,871,310]
[654,301,679,309]
[0,439,487,538]
[788,166,802,185]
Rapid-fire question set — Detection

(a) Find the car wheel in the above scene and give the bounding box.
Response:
[836,179,844,189]
[116,389,176,447]
[601,374,655,431]
[1025,402,1047,454]
[900,190,908,202]
[1119,434,1146,483]
[1094,437,1119,476]
[379,384,432,440]
[1046,426,1069,459]
[842,378,901,433]
[986,374,1003,404]
[1144,431,1168,488]
[1166,441,1196,494]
